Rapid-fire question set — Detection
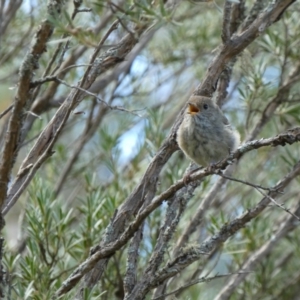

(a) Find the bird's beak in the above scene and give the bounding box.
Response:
[188,103,200,115]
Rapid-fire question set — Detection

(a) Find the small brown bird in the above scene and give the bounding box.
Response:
[177,96,240,167]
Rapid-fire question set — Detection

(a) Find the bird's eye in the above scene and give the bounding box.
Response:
[203,104,208,110]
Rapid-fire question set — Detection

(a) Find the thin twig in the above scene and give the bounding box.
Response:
[79,19,120,88]
[215,171,300,221]
[152,272,252,300]
[56,77,145,116]
[0,105,12,120]
[214,171,281,193]
[255,187,300,222]
[31,76,145,116]
[74,8,92,14]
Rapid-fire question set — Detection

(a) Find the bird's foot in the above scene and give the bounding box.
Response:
[206,162,223,174]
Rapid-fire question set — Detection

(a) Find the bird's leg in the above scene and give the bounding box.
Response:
[206,159,226,173]
[206,162,218,173]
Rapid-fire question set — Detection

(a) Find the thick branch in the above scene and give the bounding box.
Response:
[221,1,232,43]
[0,0,64,208]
